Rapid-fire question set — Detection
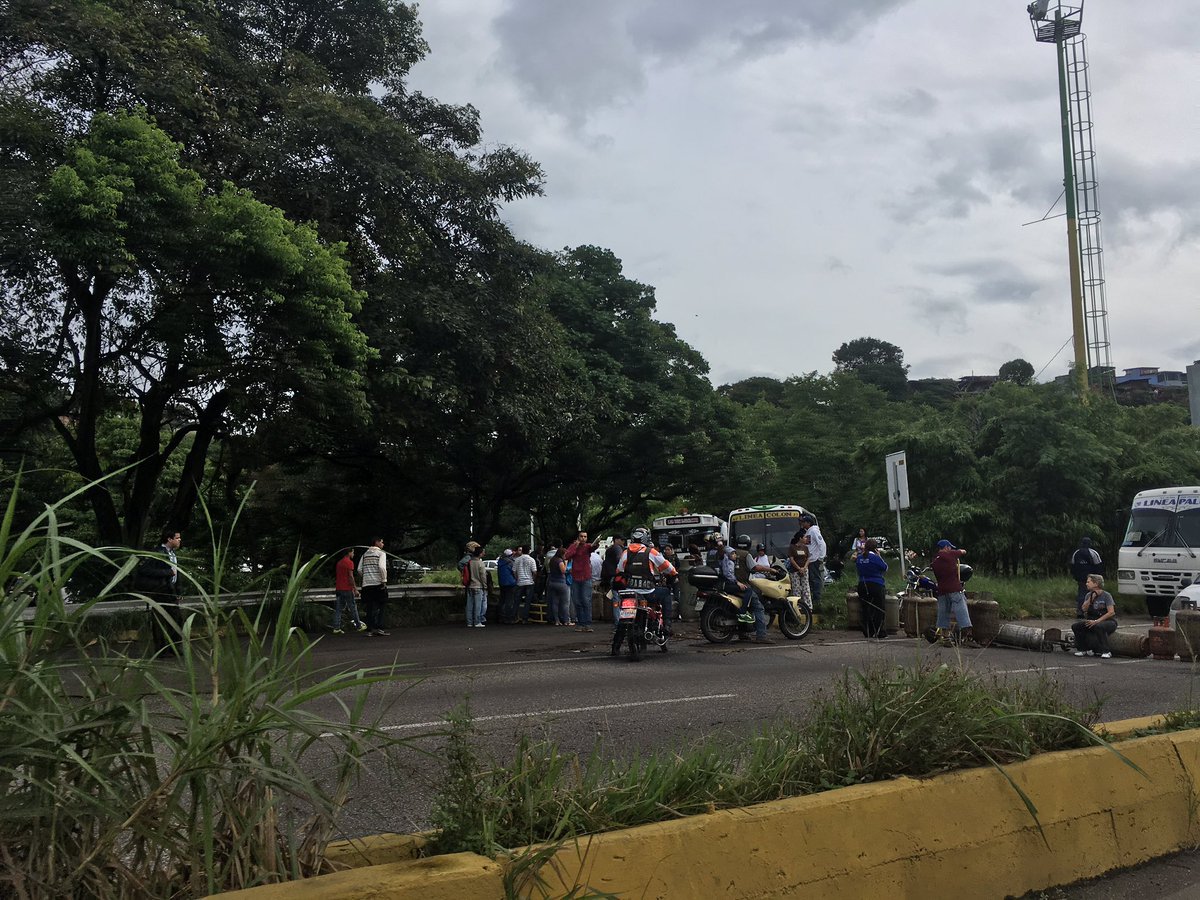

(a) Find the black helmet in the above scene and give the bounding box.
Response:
[736,534,752,550]
[630,526,651,545]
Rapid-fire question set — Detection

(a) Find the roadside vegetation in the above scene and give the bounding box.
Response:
[427,662,1105,858]
[0,484,410,899]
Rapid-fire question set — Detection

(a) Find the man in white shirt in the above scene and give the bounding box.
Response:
[802,514,827,613]
[511,545,538,624]
[358,536,390,636]
[748,543,772,579]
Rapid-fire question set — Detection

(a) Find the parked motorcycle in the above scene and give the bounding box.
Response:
[689,564,812,643]
[613,589,669,661]
[899,562,973,599]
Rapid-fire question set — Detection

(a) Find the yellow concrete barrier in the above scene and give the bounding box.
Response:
[220,719,1200,899]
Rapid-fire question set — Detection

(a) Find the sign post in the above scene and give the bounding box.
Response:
[885,451,911,566]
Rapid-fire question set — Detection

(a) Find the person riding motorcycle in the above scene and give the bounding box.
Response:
[731,534,770,643]
[612,527,677,656]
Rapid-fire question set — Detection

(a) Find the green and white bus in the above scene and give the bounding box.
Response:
[727,504,811,562]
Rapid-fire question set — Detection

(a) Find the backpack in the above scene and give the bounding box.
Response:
[460,562,471,587]
[624,546,652,581]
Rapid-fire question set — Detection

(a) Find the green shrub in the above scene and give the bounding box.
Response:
[427,661,1102,857]
[0,478,413,898]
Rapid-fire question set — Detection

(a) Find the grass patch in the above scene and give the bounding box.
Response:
[0,476,418,898]
[427,662,1102,858]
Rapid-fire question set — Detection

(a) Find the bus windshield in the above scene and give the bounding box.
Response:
[1179,507,1200,549]
[728,511,802,559]
[1122,507,1172,548]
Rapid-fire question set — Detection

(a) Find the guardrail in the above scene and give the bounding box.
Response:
[19,584,464,623]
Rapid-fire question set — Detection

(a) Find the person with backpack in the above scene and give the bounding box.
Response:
[611,526,677,655]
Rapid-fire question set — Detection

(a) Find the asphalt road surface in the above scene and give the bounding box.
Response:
[234,616,1200,897]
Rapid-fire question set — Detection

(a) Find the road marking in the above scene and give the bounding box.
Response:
[373,693,739,733]
[992,658,1148,675]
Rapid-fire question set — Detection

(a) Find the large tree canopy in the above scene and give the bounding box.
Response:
[1,110,367,544]
[832,336,910,400]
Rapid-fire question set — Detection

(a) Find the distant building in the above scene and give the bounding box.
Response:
[1115,366,1187,389]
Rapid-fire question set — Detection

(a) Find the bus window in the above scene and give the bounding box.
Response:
[1123,507,1172,548]
[1178,507,1200,549]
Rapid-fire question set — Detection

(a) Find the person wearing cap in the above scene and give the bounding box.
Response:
[497,548,517,624]
[930,539,979,648]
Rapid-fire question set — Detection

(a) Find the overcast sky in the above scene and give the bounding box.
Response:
[407,0,1200,385]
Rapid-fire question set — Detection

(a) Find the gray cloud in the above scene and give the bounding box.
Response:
[927,259,1041,306]
[907,293,968,333]
[494,0,914,121]
[887,126,1057,224]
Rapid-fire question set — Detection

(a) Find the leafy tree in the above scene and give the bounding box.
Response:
[719,377,786,407]
[832,337,910,400]
[1,111,368,545]
[998,358,1035,385]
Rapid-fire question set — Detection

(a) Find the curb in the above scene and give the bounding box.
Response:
[219,716,1196,899]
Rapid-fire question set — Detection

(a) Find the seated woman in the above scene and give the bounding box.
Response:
[1072,574,1118,659]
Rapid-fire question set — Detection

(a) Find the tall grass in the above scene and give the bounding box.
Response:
[428,663,1103,858]
[0,477,412,898]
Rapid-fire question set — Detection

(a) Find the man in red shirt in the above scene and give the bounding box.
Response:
[929,539,979,648]
[333,548,367,634]
[564,530,598,633]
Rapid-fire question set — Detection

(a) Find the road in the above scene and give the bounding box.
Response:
[281,617,1200,847]
[189,615,1200,898]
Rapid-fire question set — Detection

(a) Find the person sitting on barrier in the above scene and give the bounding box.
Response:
[1072,574,1117,659]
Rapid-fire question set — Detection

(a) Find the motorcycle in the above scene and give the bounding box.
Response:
[689,564,812,643]
[613,588,669,661]
[898,561,973,600]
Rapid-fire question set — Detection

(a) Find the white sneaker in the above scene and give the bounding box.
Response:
[1074,650,1086,656]
[1100,651,1112,659]
[475,623,485,628]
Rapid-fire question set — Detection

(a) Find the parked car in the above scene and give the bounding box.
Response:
[392,558,429,584]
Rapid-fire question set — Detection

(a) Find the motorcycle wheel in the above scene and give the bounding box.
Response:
[627,628,642,661]
[778,603,813,640]
[699,603,738,644]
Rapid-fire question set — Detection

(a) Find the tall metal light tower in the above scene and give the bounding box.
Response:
[1027,0,1112,394]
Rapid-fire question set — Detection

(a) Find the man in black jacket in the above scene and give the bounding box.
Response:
[1070,537,1104,614]
[137,528,183,652]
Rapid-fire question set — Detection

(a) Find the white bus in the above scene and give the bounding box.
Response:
[727,504,811,562]
[1118,487,1200,599]
[650,513,728,552]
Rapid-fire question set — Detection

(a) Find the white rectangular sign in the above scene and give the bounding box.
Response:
[886,451,910,511]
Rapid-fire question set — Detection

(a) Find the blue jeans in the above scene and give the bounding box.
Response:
[571,578,593,626]
[466,588,487,626]
[743,586,767,638]
[333,590,362,629]
[548,581,570,623]
[653,585,673,624]
[808,562,824,611]
[936,591,971,630]
[516,584,535,621]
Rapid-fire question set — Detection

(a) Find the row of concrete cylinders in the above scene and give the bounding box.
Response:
[846,590,1200,660]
